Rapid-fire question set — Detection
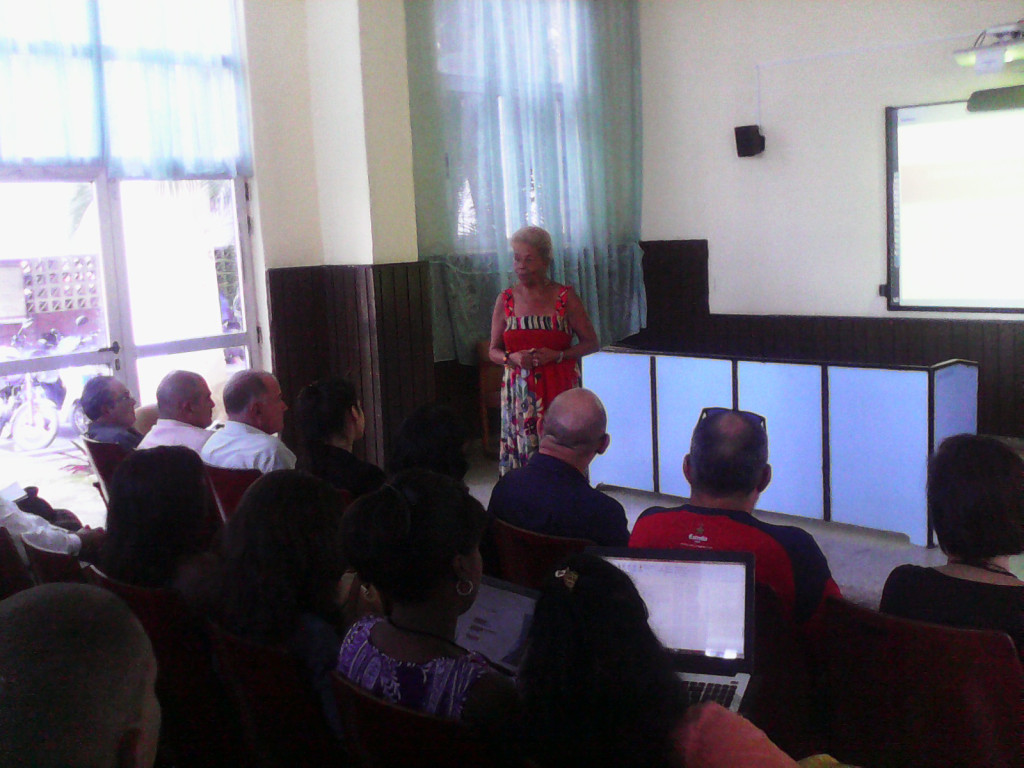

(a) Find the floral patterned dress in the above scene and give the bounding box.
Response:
[499,284,580,475]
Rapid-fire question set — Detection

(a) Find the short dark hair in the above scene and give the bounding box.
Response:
[216,470,349,643]
[295,377,359,447]
[341,469,487,604]
[518,553,685,768]
[81,375,116,420]
[688,409,768,496]
[386,403,468,480]
[103,446,217,588]
[222,369,269,415]
[929,434,1024,560]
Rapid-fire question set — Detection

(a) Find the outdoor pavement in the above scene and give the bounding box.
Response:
[1,425,107,529]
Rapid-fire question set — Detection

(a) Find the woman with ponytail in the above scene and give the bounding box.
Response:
[295,376,384,499]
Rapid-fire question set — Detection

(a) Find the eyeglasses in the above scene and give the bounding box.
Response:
[698,407,767,433]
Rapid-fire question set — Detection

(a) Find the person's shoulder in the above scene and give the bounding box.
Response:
[486,468,527,512]
[886,563,927,582]
[880,564,933,613]
[634,504,685,525]
[751,517,826,554]
[586,483,625,512]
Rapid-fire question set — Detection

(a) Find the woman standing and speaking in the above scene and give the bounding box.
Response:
[489,226,598,475]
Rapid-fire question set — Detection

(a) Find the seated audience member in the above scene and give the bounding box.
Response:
[629,407,840,625]
[206,470,367,739]
[0,494,104,564]
[295,376,384,498]
[0,583,161,768]
[82,375,142,449]
[518,553,798,768]
[201,369,296,472]
[487,388,628,546]
[137,370,215,453]
[386,403,468,481]
[337,469,517,729]
[881,433,1024,651]
[101,446,218,589]
[199,473,364,741]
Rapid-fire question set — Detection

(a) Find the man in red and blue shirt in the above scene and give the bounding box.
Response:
[629,407,840,625]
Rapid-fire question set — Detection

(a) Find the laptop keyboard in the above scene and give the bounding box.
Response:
[684,679,738,708]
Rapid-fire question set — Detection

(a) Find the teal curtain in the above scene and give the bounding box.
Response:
[406,0,646,364]
[0,0,251,179]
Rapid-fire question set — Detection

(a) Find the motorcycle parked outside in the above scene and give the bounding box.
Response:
[0,317,96,451]
[0,371,61,451]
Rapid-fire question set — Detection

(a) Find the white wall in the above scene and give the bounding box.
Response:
[640,0,1024,318]
[306,0,374,265]
[243,0,417,270]
[243,0,322,271]
[358,0,419,264]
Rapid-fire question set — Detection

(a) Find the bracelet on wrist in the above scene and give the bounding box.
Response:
[503,350,511,366]
[557,351,564,364]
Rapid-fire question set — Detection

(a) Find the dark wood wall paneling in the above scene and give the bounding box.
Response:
[628,240,1024,438]
[267,262,435,467]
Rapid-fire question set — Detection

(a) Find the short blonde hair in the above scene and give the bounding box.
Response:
[510,226,553,264]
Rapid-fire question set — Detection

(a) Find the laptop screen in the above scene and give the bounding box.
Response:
[455,575,538,674]
[591,548,754,663]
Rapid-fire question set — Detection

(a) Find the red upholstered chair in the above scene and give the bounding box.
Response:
[84,565,244,767]
[81,437,132,506]
[204,464,262,522]
[21,536,86,584]
[815,597,1023,768]
[741,582,824,760]
[488,516,592,590]
[207,622,344,767]
[331,672,491,768]
[0,527,34,600]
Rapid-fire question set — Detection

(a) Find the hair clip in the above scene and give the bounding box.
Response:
[554,568,578,591]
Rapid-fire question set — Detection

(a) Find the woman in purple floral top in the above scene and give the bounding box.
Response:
[337,469,517,728]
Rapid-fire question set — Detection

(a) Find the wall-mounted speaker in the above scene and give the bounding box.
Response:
[734,125,766,157]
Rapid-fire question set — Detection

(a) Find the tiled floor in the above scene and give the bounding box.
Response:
[463,443,993,610]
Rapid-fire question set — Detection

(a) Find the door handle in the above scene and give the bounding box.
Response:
[98,341,121,355]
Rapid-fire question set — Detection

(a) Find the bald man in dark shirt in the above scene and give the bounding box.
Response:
[487,388,628,546]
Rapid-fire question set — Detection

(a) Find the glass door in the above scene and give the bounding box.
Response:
[114,178,258,415]
[0,176,124,524]
[0,174,259,525]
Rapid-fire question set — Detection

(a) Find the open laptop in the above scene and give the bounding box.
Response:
[589,547,755,712]
[455,575,538,675]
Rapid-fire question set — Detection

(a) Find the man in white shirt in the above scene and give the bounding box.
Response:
[138,370,215,453]
[0,497,105,564]
[200,369,296,473]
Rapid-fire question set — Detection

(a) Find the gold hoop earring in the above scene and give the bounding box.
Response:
[456,579,474,597]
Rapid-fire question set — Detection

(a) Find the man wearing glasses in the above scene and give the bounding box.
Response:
[82,375,142,450]
[629,407,840,626]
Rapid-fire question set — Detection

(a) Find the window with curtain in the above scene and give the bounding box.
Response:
[406,0,646,364]
[0,0,251,178]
